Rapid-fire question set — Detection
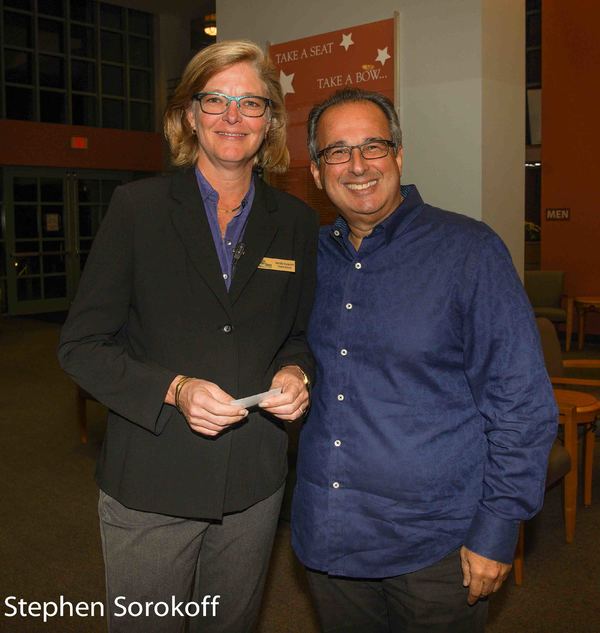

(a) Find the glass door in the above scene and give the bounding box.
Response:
[3,168,134,315]
[5,170,71,313]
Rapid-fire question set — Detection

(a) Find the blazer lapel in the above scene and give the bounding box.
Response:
[228,178,278,305]
[169,169,231,313]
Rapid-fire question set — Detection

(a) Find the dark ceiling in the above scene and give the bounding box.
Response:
[117,0,216,20]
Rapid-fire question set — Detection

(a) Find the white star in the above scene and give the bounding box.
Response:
[375,47,391,66]
[279,70,295,97]
[340,33,354,51]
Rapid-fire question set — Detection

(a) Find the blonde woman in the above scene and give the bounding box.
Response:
[59,41,318,633]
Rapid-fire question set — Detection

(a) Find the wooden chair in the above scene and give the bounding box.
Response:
[525,271,574,350]
[537,316,600,389]
[574,296,600,350]
[513,317,600,585]
[536,317,600,507]
[513,405,574,585]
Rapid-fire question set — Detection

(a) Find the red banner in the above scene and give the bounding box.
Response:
[269,19,395,221]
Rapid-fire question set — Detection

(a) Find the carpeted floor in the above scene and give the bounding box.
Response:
[0,315,599,632]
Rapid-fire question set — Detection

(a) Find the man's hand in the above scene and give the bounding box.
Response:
[460,546,512,605]
[170,377,248,437]
[259,365,309,421]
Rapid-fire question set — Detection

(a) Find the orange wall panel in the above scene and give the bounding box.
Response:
[541,1,600,290]
[0,119,164,172]
[542,1,600,333]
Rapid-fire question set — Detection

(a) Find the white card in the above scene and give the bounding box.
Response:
[230,388,282,408]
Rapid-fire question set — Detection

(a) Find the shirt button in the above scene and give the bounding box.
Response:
[332,482,340,489]
[222,324,233,333]
[340,349,348,356]
[337,394,344,401]
[345,303,353,310]
[334,439,342,447]
[223,273,228,280]
[354,262,362,270]
[333,229,341,237]
[226,240,232,246]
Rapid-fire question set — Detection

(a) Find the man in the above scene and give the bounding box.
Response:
[291,88,557,633]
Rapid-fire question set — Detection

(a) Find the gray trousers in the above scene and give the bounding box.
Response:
[98,484,284,633]
[305,549,488,633]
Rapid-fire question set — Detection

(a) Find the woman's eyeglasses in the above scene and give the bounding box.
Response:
[192,92,271,117]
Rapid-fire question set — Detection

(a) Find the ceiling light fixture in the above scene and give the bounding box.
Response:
[204,14,217,37]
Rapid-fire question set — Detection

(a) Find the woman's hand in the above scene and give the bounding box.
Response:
[168,376,248,437]
[259,366,310,421]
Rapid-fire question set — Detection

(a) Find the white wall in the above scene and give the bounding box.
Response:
[217,0,524,272]
[481,0,525,274]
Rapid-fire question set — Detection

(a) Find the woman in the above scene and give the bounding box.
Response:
[59,40,318,633]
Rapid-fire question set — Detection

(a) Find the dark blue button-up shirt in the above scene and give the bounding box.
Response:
[292,185,557,578]
[195,167,255,290]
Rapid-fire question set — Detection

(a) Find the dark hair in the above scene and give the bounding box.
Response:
[307,88,402,163]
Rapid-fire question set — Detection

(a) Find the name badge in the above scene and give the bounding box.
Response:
[258,257,296,273]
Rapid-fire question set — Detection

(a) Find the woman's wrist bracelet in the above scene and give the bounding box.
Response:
[174,376,193,413]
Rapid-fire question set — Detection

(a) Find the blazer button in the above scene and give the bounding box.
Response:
[222,324,233,333]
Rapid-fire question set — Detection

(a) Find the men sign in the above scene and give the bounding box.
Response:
[546,208,570,221]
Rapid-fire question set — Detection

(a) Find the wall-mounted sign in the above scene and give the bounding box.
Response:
[546,208,570,221]
[269,18,395,222]
[45,213,61,232]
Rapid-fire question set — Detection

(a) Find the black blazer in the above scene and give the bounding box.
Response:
[58,169,319,519]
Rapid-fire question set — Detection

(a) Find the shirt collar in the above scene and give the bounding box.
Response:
[330,184,423,245]
[194,166,255,214]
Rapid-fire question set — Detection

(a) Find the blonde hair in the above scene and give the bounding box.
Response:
[164,40,289,173]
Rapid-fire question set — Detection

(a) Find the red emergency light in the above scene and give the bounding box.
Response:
[70,136,89,150]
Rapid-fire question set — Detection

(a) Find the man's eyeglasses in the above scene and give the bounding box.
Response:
[192,92,272,117]
[317,140,396,165]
